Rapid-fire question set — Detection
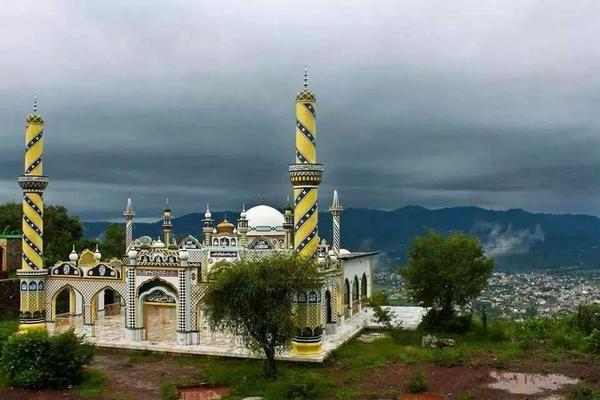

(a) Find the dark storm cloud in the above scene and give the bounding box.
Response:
[1,0,600,219]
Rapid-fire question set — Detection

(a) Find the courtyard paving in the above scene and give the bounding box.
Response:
[80,306,425,362]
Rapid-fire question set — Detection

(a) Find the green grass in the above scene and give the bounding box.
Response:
[72,370,107,398]
[0,318,19,389]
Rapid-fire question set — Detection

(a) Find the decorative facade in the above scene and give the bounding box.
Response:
[18,73,377,357]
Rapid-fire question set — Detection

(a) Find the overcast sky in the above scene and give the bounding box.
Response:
[1,0,600,220]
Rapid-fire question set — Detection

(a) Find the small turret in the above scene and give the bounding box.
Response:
[237,204,249,247]
[283,196,294,249]
[162,199,172,245]
[123,198,135,253]
[329,190,343,258]
[202,203,214,246]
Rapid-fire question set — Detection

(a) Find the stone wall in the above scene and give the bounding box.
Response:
[0,279,20,319]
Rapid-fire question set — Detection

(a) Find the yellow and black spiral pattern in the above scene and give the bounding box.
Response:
[21,118,44,271]
[293,90,320,257]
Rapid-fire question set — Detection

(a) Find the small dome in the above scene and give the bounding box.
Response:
[178,249,189,261]
[246,205,284,236]
[69,247,78,262]
[216,219,235,234]
[128,249,138,259]
[94,245,101,260]
[153,238,165,248]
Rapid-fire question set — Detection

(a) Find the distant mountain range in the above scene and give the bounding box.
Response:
[83,206,600,272]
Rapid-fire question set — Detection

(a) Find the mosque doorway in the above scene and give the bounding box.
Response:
[144,304,176,342]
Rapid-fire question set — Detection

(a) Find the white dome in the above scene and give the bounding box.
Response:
[246,204,284,236]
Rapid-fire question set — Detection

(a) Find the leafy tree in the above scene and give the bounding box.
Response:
[0,202,21,233]
[43,205,85,267]
[99,223,125,259]
[399,230,494,328]
[0,202,85,267]
[202,253,319,378]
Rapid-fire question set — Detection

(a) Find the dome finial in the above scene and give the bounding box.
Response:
[33,92,38,113]
[303,66,308,89]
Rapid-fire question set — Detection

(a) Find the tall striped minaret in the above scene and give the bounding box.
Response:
[289,67,323,257]
[17,95,49,331]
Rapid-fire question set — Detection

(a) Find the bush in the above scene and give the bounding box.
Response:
[586,329,600,354]
[566,384,600,400]
[406,370,428,393]
[419,310,473,333]
[487,320,510,342]
[263,371,330,400]
[577,305,600,335]
[1,329,94,389]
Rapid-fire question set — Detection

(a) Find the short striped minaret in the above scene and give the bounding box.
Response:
[329,190,343,257]
[123,198,135,251]
[17,95,49,331]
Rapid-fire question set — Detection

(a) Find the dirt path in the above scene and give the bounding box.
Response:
[90,352,203,400]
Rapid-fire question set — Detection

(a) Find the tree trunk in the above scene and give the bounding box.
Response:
[262,345,277,379]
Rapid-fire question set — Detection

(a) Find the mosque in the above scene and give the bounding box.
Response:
[16,72,377,357]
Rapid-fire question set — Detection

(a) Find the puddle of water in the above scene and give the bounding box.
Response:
[488,371,578,395]
[178,386,230,400]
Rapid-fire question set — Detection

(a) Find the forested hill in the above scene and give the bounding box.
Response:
[83,206,600,272]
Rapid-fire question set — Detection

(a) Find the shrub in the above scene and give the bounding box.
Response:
[577,305,600,335]
[566,384,600,400]
[487,320,510,342]
[433,348,466,367]
[586,329,600,354]
[419,310,473,333]
[263,371,330,400]
[406,370,428,393]
[1,329,94,389]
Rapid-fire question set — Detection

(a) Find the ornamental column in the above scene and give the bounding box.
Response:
[17,96,49,332]
[162,199,172,246]
[329,190,343,257]
[202,204,214,246]
[289,68,324,355]
[123,198,135,251]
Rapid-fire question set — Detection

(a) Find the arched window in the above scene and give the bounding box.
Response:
[344,279,350,305]
[298,292,307,303]
[361,273,368,298]
[352,276,359,301]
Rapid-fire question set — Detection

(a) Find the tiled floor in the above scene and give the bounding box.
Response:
[81,306,425,363]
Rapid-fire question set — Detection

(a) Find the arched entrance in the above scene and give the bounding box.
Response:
[138,279,177,343]
[361,273,368,300]
[51,285,83,332]
[325,290,333,324]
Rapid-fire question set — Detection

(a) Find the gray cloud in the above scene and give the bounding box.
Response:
[1,0,600,219]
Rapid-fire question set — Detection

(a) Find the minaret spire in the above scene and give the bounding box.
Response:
[33,92,38,112]
[303,66,308,88]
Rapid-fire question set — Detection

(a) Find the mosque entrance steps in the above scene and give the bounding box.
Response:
[86,306,425,363]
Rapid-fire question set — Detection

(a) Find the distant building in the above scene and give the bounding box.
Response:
[0,233,21,278]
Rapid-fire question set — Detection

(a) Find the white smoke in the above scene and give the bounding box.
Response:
[477,222,545,258]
